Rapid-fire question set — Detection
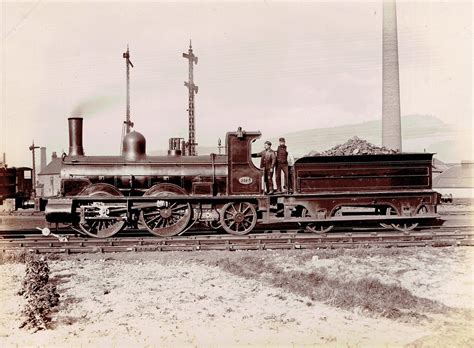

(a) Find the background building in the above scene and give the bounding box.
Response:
[433,161,474,199]
[37,152,62,197]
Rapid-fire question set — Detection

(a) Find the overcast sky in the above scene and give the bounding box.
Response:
[1,0,472,167]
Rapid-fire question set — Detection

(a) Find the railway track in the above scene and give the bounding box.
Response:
[1,226,472,254]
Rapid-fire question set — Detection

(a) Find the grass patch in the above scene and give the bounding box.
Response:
[0,251,65,265]
[294,247,415,262]
[211,254,446,321]
[0,250,28,264]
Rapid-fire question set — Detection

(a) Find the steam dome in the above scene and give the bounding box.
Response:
[122,131,146,161]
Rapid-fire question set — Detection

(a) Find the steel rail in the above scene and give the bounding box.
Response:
[0,224,472,239]
[1,229,472,254]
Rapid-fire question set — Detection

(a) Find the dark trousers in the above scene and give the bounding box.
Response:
[288,166,294,192]
[275,163,289,192]
[263,169,274,193]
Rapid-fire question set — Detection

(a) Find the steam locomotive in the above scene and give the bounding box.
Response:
[44,117,441,238]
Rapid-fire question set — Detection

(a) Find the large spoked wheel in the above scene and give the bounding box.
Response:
[220,202,257,235]
[139,184,191,237]
[301,207,334,233]
[77,183,126,238]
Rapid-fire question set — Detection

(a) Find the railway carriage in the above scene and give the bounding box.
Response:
[0,166,33,209]
[44,117,441,238]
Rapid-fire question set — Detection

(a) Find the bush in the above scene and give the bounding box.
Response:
[18,255,60,331]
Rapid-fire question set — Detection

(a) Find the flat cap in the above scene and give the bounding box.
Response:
[279,137,285,142]
[264,140,272,146]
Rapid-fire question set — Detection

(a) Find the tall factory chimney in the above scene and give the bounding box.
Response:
[40,147,47,172]
[382,0,402,151]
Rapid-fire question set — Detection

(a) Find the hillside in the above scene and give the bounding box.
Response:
[152,115,469,163]
[203,115,466,162]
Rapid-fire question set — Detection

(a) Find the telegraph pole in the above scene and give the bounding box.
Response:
[29,141,40,198]
[123,45,134,134]
[183,40,199,156]
[121,45,134,153]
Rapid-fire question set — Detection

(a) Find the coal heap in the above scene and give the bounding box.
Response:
[308,136,399,156]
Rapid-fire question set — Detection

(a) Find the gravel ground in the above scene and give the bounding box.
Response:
[0,246,473,347]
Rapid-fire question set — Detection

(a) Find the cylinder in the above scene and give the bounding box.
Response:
[68,117,84,156]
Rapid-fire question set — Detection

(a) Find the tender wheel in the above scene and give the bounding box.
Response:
[417,206,428,215]
[380,206,397,230]
[220,202,257,235]
[301,207,334,233]
[390,206,427,232]
[77,183,126,238]
[391,222,419,232]
[379,206,420,232]
[139,184,191,237]
[306,223,334,233]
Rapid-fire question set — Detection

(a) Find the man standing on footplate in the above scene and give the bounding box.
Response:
[275,137,289,193]
[252,141,276,194]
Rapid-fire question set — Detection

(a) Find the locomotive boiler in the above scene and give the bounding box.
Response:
[44,117,442,238]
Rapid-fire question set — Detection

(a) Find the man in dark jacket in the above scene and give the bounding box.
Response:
[252,141,276,194]
[275,137,289,193]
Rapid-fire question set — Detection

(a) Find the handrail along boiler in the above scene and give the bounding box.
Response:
[44,117,441,237]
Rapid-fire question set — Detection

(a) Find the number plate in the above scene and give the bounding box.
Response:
[238,176,253,185]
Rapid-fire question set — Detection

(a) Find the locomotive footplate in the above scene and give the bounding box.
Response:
[46,193,441,222]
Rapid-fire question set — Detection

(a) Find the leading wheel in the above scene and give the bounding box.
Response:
[77,184,126,238]
[220,202,257,235]
[139,184,191,237]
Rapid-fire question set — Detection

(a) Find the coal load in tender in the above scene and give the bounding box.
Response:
[308,136,399,156]
[17,256,60,331]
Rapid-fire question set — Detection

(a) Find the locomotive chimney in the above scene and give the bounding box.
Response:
[68,117,84,156]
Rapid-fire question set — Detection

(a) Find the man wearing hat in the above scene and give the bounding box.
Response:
[252,141,276,194]
[275,137,289,193]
